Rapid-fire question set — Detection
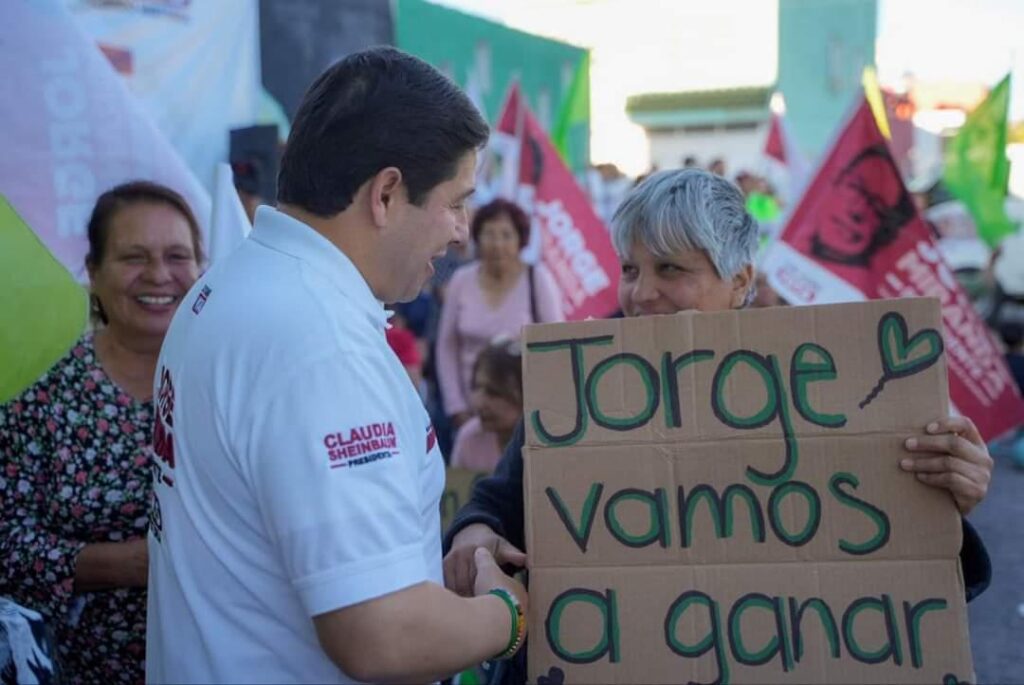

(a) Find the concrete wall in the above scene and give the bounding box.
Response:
[645,123,771,179]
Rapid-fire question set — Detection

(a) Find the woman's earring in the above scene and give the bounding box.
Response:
[90,294,108,324]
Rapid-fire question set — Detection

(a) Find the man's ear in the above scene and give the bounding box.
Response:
[731,264,755,308]
[367,167,404,228]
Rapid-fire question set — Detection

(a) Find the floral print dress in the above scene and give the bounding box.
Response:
[0,334,152,685]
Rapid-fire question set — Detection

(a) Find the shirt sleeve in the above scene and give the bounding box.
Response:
[534,264,566,323]
[436,267,469,416]
[0,389,86,623]
[960,517,991,602]
[247,350,431,618]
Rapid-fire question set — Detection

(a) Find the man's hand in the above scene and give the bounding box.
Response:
[472,547,528,612]
[443,523,526,597]
[74,538,149,592]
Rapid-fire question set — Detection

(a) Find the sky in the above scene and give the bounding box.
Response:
[435,0,1024,176]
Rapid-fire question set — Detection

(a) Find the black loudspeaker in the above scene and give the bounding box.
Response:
[229,125,280,202]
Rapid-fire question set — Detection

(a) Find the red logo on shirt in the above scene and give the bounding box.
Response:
[152,367,176,485]
[324,421,398,469]
[426,424,437,453]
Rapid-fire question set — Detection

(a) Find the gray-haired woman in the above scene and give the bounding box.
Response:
[612,168,756,315]
[440,168,992,684]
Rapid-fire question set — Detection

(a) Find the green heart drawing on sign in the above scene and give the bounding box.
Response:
[879,313,944,378]
[859,311,944,409]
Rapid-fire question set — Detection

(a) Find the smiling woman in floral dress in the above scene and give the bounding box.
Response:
[0,181,203,684]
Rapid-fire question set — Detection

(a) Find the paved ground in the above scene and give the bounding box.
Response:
[968,450,1024,684]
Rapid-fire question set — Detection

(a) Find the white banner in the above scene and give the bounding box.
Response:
[761,240,866,306]
[0,0,210,282]
[66,0,264,193]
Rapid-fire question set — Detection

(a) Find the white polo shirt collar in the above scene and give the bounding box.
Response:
[250,206,391,331]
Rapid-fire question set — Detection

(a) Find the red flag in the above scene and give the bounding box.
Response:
[764,113,787,164]
[496,85,620,321]
[763,110,811,207]
[763,98,1024,441]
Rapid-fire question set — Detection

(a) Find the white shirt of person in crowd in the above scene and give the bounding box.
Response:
[145,206,445,684]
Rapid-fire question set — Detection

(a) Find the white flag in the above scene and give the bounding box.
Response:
[208,164,252,266]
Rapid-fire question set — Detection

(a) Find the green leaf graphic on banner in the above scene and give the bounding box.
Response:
[0,195,87,402]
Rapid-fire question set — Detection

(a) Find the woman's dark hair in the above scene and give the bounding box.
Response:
[471,339,524,404]
[277,46,489,216]
[85,180,205,269]
[470,198,531,249]
[85,180,203,325]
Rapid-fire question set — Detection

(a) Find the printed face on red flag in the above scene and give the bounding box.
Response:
[777,103,928,295]
[808,144,917,268]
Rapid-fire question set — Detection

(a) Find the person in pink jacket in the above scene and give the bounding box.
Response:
[450,338,524,473]
[436,199,564,431]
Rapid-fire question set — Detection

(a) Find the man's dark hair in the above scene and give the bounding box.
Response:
[811,143,916,267]
[277,46,489,217]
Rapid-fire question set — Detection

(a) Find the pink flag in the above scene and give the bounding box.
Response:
[495,85,620,321]
[764,113,788,165]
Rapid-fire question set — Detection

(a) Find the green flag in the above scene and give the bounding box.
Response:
[943,74,1015,248]
[552,51,590,169]
[0,195,88,403]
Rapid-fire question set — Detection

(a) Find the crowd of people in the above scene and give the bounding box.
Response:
[0,43,1016,685]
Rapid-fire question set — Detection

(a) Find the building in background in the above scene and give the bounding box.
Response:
[906,79,991,186]
[394,0,590,175]
[777,0,878,160]
[623,0,879,181]
[68,0,266,192]
[626,86,773,177]
[259,0,393,120]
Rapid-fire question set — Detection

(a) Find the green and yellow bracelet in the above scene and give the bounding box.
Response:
[488,588,526,660]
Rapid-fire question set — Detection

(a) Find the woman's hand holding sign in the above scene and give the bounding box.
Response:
[445,523,528,597]
[901,416,993,516]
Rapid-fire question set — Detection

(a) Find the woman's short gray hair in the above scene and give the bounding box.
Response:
[611,168,758,284]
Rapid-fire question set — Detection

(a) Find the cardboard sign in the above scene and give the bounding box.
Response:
[441,467,488,533]
[522,299,973,684]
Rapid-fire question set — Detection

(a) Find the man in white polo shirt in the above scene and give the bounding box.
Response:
[146,47,527,684]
